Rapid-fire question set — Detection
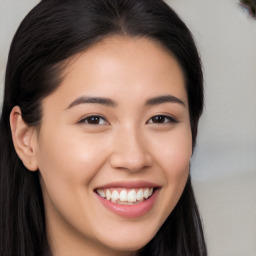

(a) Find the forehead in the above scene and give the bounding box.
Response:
[44,36,187,109]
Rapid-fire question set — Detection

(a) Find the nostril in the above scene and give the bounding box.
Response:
[110,131,153,171]
[109,151,152,172]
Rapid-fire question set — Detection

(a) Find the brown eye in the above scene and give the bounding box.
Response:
[79,115,108,125]
[147,115,177,124]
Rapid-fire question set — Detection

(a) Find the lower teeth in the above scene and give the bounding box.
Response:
[112,199,144,205]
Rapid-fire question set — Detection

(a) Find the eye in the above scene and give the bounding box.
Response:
[147,115,178,124]
[78,115,109,125]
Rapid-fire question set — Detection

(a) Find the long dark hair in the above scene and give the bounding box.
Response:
[0,0,206,255]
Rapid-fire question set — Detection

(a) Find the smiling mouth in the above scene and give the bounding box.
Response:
[95,188,155,205]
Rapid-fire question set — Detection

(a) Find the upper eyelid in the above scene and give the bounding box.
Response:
[147,114,178,123]
[77,113,178,124]
[78,114,109,124]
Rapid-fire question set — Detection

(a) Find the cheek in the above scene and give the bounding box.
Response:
[165,130,191,186]
[167,134,191,176]
[151,126,192,176]
[35,128,112,206]
[37,129,108,177]
[150,127,192,216]
[36,128,112,231]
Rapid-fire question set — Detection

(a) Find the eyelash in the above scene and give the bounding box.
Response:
[78,115,108,125]
[78,114,177,125]
[147,115,178,125]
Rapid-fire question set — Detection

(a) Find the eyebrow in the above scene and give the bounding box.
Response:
[146,95,185,107]
[66,96,117,109]
[66,94,185,110]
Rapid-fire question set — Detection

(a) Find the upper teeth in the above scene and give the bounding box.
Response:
[96,188,154,203]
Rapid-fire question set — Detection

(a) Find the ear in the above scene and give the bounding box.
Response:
[10,106,38,171]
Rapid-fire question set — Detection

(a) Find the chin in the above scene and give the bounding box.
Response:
[98,230,155,253]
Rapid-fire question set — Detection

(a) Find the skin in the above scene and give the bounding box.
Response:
[10,36,192,256]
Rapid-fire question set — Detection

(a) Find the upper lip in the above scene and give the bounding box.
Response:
[94,181,161,190]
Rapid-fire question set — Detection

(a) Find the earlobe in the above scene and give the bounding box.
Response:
[10,106,38,171]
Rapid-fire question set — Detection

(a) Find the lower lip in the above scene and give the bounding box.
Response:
[95,189,159,218]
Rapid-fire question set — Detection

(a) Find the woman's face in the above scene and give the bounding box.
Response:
[35,36,192,255]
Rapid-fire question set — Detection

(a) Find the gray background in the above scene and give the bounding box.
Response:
[0,0,256,255]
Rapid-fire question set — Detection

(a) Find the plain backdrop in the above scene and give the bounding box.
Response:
[0,0,256,255]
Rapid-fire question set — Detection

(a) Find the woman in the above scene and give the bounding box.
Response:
[0,0,207,255]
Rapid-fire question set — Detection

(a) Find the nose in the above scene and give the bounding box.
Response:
[109,128,153,172]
